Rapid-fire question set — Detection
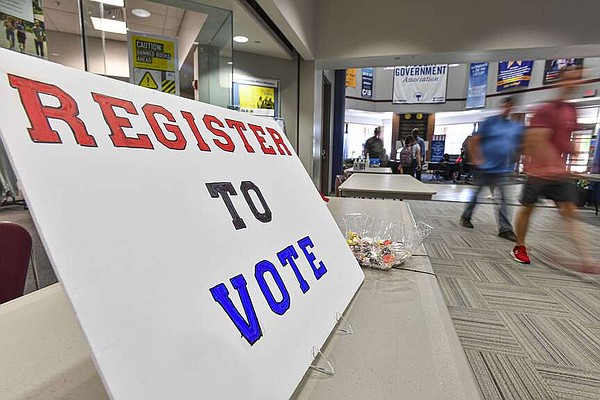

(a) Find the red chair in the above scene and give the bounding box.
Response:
[0,222,32,304]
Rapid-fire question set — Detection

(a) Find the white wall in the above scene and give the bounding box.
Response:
[315,0,600,66]
[256,0,315,60]
[233,50,298,150]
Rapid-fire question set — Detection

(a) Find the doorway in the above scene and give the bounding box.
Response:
[320,75,332,194]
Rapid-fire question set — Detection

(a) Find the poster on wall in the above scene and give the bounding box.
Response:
[0,0,46,58]
[346,68,357,88]
[233,74,279,117]
[497,60,533,92]
[0,49,364,399]
[466,62,488,109]
[392,64,448,104]
[543,58,583,85]
[361,67,373,98]
[128,31,179,95]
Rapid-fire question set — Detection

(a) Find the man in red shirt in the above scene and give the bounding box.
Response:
[512,66,595,272]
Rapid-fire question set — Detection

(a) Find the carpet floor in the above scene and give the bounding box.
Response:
[408,200,600,400]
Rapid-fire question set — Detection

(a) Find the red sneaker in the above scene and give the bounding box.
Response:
[512,246,530,264]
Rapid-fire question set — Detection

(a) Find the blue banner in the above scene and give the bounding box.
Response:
[430,134,446,162]
[361,68,373,98]
[466,62,488,109]
[497,61,534,92]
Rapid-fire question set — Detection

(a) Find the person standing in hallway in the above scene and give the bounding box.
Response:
[512,66,596,272]
[32,20,45,57]
[412,128,426,180]
[364,127,386,161]
[460,96,523,241]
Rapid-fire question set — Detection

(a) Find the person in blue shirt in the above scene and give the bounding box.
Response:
[460,96,524,241]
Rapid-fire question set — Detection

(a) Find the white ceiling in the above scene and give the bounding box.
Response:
[42,0,291,59]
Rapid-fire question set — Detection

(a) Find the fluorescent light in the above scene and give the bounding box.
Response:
[449,63,460,67]
[132,9,151,18]
[91,0,124,7]
[233,35,249,43]
[383,67,395,70]
[227,61,233,65]
[90,17,127,34]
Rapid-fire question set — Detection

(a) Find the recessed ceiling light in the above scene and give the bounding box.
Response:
[132,9,151,18]
[91,0,124,7]
[90,17,127,34]
[448,63,460,67]
[227,61,233,65]
[233,35,249,43]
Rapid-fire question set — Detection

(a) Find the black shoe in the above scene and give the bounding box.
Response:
[499,231,517,242]
[460,218,474,228]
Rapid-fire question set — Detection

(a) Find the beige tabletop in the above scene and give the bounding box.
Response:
[0,198,478,400]
[344,167,393,175]
[575,173,600,182]
[339,173,437,200]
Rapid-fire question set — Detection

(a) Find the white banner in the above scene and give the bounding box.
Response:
[392,64,448,104]
[0,0,34,22]
[0,49,364,400]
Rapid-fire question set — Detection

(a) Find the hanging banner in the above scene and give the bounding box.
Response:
[361,67,373,98]
[393,64,448,104]
[466,62,488,109]
[430,134,446,163]
[497,61,533,92]
[346,68,357,88]
[543,58,583,85]
[0,0,47,58]
[0,49,364,400]
[128,31,179,95]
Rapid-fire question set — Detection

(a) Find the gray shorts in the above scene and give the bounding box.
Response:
[520,177,576,205]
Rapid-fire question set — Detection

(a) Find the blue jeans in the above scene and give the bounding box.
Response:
[461,171,513,233]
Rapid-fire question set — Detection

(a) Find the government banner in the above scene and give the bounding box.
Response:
[497,61,533,92]
[466,62,488,109]
[393,64,448,104]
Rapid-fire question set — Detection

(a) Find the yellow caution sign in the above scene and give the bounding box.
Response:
[139,71,158,89]
[162,80,176,94]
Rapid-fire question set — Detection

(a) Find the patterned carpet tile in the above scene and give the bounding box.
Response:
[463,348,555,400]
[521,268,600,292]
[464,259,533,286]
[437,276,492,310]
[547,289,600,325]
[499,312,600,369]
[430,259,474,279]
[534,362,600,400]
[447,306,525,356]
[475,282,573,318]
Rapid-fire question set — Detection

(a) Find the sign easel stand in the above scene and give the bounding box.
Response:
[309,312,355,376]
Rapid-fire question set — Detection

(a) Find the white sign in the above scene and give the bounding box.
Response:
[0,0,34,22]
[392,64,448,104]
[0,49,364,399]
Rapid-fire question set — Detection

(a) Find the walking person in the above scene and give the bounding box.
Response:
[412,128,426,180]
[364,127,386,161]
[512,66,596,272]
[16,20,26,53]
[4,17,15,50]
[32,20,45,57]
[460,96,523,241]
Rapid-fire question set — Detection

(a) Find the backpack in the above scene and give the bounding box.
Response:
[399,145,414,167]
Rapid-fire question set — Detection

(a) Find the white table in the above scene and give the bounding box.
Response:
[0,198,480,400]
[343,167,393,177]
[339,174,437,200]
